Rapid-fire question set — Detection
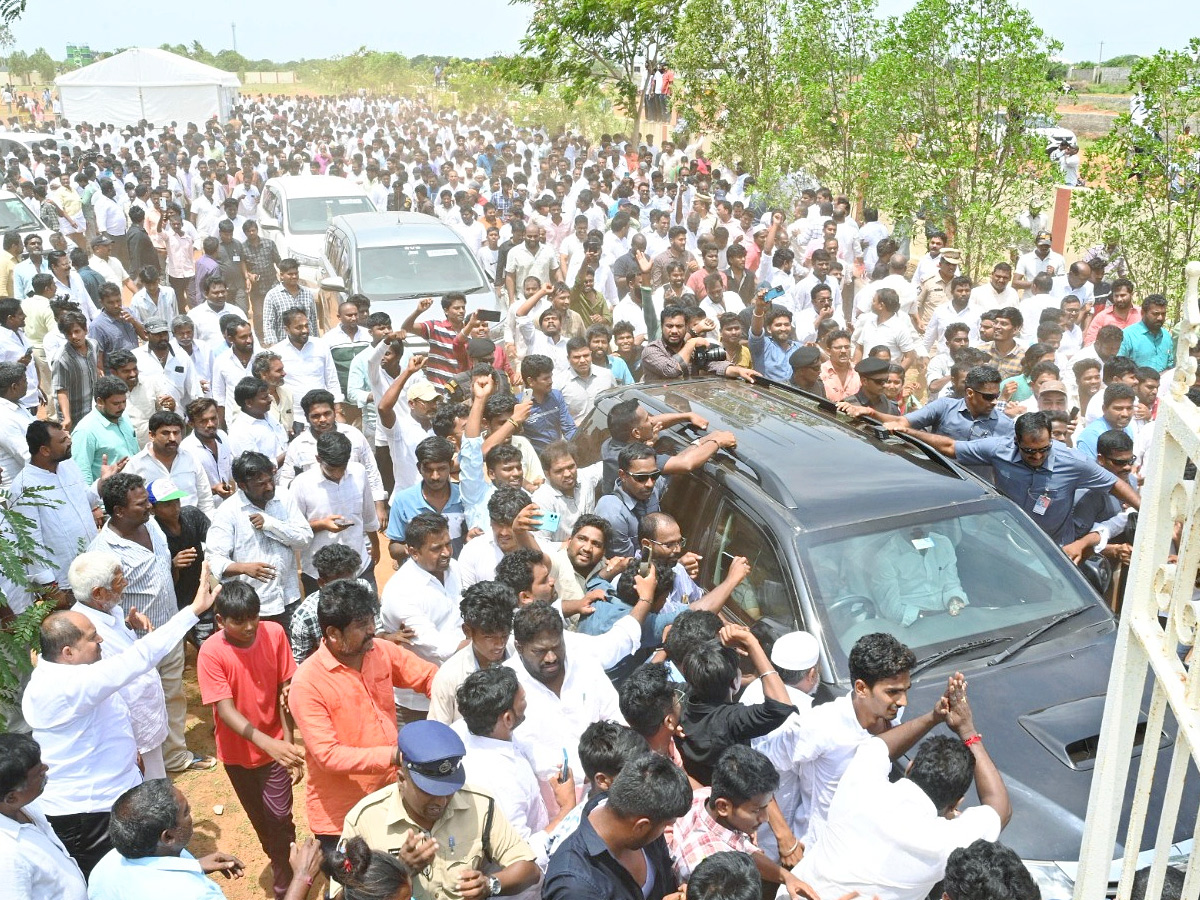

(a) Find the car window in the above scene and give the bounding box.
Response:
[710,500,797,627]
[288,197,373,235]
[356,244,487,300]
[801,499,1102,661]
[0,197,40,231]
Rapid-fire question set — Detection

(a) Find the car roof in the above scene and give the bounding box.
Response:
[331,211,469,248]
[604,377,994,530]
[263,174,369,199]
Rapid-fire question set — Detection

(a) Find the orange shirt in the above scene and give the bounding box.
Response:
[288,638,437,836]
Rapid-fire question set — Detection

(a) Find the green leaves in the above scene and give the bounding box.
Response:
[1073,38,1200,303]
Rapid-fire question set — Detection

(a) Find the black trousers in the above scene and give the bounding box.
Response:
[48,810,111,879]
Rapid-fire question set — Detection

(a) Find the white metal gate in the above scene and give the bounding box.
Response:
[1074,261,1200,900]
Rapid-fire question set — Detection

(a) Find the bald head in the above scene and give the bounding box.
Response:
[889,254,909,275]
[39,611,88,662]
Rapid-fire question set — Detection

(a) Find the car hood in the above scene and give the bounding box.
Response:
[902,623,1193,862]
[284,233,324,261]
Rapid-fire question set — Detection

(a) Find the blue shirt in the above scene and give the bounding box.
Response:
[594,483,665,557]
[748,329,802,382]
[1075,417,1135,458]
[70,409,138,482]
[523,389,576,452]
[386,482,466,555]
[606,354,634,385]
[904,396,1015,441]
[88,848,224,900]
[954,436,1117,543]
[1118,321,1175,371]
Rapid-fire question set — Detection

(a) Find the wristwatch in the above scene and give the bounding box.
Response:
[486,875,503,897]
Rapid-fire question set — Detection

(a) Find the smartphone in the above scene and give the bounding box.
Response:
[1069,406,1079,418]
[158,197,167,211]
[765,286,785,302]
[559,748,571,782]
[638,543,653,578]
[537,510,561,534]
[476,309,502,323]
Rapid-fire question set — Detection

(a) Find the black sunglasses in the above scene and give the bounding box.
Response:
[627,470,663,483]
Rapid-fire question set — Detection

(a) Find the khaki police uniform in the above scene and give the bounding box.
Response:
[341,783,535,900]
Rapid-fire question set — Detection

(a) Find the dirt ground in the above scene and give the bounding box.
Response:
[175,552,397,899]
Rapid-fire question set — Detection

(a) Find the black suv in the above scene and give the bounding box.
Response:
[573,376,1194,899]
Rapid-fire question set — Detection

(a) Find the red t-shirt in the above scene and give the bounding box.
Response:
[197,621,296,768]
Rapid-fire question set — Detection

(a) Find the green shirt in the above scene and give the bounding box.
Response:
[70,408,138,482]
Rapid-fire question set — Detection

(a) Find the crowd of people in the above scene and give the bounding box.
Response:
[0,90,1181,900]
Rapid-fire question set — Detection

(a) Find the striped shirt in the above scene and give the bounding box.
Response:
[205,488,313,616]
[88,520,176,628]
[412,318,465,387]
[261,284,318,346]
[50,340,97,427]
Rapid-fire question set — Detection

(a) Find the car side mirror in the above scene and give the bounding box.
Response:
[319,275,346,294]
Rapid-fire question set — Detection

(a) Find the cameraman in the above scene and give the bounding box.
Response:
[749,288,803,381]
[642,303,759,383]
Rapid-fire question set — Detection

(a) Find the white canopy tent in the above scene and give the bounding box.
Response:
[55,48,240,127]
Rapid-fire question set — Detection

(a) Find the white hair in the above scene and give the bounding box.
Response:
[68,552,122,600]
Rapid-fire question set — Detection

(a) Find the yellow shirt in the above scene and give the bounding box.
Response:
[0,249,18,297]
[341,784,535,900]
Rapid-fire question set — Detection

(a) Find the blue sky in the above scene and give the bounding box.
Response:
[7,0,1198,66]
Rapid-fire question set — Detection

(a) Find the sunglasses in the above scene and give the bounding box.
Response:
[1018,444,1052,456]
[970,389,1000,402]
[626,470,663,483]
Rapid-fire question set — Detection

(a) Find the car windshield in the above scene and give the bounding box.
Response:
[0,197,41,231]
[286,196,374,234]
[357,244,488,299]
[800,500,1102,664]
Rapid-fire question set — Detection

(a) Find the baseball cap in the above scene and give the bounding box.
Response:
[397,720,466,797]
[142,316,169,333]
[91,235,112,247]
[467,337,496,359]
[147,478,186,504]
[407,381,440,403]
[771,632,820,671]
[1039,380,1068,396]
[1035,231,1052,246]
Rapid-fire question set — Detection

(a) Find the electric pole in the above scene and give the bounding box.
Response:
[231,22,237,54]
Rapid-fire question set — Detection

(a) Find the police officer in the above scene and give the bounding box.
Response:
[915,247,961,329]
[341,720,541,900]
[839,357,899,416]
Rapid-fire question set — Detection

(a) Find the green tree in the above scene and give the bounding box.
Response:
[28,46,55,83]
[0,487,61,730]
[502,0,678,137]
[672,0,797,177]
[860,0,1060,278]
[6,48,29,80]
[1073,39,1200,302]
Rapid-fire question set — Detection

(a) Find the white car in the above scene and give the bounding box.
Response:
[0,130,78,159]
[989,112,1077,153]
[0,188,54,245]
[257,175,377,284]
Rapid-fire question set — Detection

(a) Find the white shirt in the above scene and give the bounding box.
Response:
[211,349,256,415]
[789,738,1002,900]
[517,317,571,384]
[380,558,465,710]
[1016,250,1065,295]
[181,430,234,505]
[279,423,386,501]
[789,274,843,317]
[228,412,290,462]
[1017,294,1062,342]
[290,462,377,577]
[755,693,868,849]
[125,446,215,516]
[457,531,507,590]
[922,302,981,353]
[135,346,202,409]
[8,460,99,600]
[0,326,37,408]
[129,286,179,325]
[969,282,1019,311]
[530,462,603,541]
[205,488,313,616]
[508,646,624,801]
[560,365,615,424]
[0,397,32,486]
[0,797,87,900]
[854,274,917,323]
[1049,275,1094,307]
[187,301,246,346]
[90,253,131,288]
[21,607,198,815]
[611,296,649,338]
[73,602,169,751]
[852,312,918,359]
[458,728,553,869]
[272,337,343,422]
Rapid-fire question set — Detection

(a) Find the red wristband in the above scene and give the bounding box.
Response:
[964,733,982,747]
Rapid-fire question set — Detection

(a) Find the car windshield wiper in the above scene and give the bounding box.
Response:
[910,636,1009,676]
[986,606,1092,666]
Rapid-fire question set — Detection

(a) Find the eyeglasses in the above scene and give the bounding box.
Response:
[1103,455,1135,468]
[970,389,1000,402]
[646,535,686,550]
[626,470,662,483]
[1018,444,1052,457]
